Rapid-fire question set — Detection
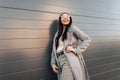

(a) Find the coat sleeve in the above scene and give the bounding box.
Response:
[51,49,56,66]
[50,32,57,66]
[72,26,91,54]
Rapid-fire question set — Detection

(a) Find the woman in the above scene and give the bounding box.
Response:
[51,12,91,80]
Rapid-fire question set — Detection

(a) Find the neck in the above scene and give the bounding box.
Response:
[63,26,66,31]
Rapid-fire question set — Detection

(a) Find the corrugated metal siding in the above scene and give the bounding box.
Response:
[0,0,120,80]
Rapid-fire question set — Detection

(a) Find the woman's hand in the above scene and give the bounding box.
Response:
[66,46,76,54]
[52,64,59,74]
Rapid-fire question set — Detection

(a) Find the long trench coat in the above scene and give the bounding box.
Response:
[51,25,91,80]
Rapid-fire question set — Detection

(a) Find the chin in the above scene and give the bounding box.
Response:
[63,23,69,25]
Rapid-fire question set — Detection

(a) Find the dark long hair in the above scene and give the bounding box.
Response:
[56,12,72,48]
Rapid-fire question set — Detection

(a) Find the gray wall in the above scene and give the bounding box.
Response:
[0,0,120,80]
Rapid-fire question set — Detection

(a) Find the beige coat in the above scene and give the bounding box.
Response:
[51,25,91,80]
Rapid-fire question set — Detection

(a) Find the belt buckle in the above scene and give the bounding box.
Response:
[57,51,63,57]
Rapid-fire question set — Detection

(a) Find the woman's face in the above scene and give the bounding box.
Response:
[61,13,70,25]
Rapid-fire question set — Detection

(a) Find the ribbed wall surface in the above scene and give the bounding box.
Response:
[0,0,120,80]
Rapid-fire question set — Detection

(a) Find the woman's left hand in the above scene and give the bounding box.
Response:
[66,46,76,54]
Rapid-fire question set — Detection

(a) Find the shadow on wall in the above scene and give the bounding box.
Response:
[45,20,58,80]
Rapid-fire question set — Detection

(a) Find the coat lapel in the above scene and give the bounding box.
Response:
[63,27,73,51]
[53,31,58,53]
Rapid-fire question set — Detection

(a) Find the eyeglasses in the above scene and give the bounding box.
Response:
[61,15,71,18]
